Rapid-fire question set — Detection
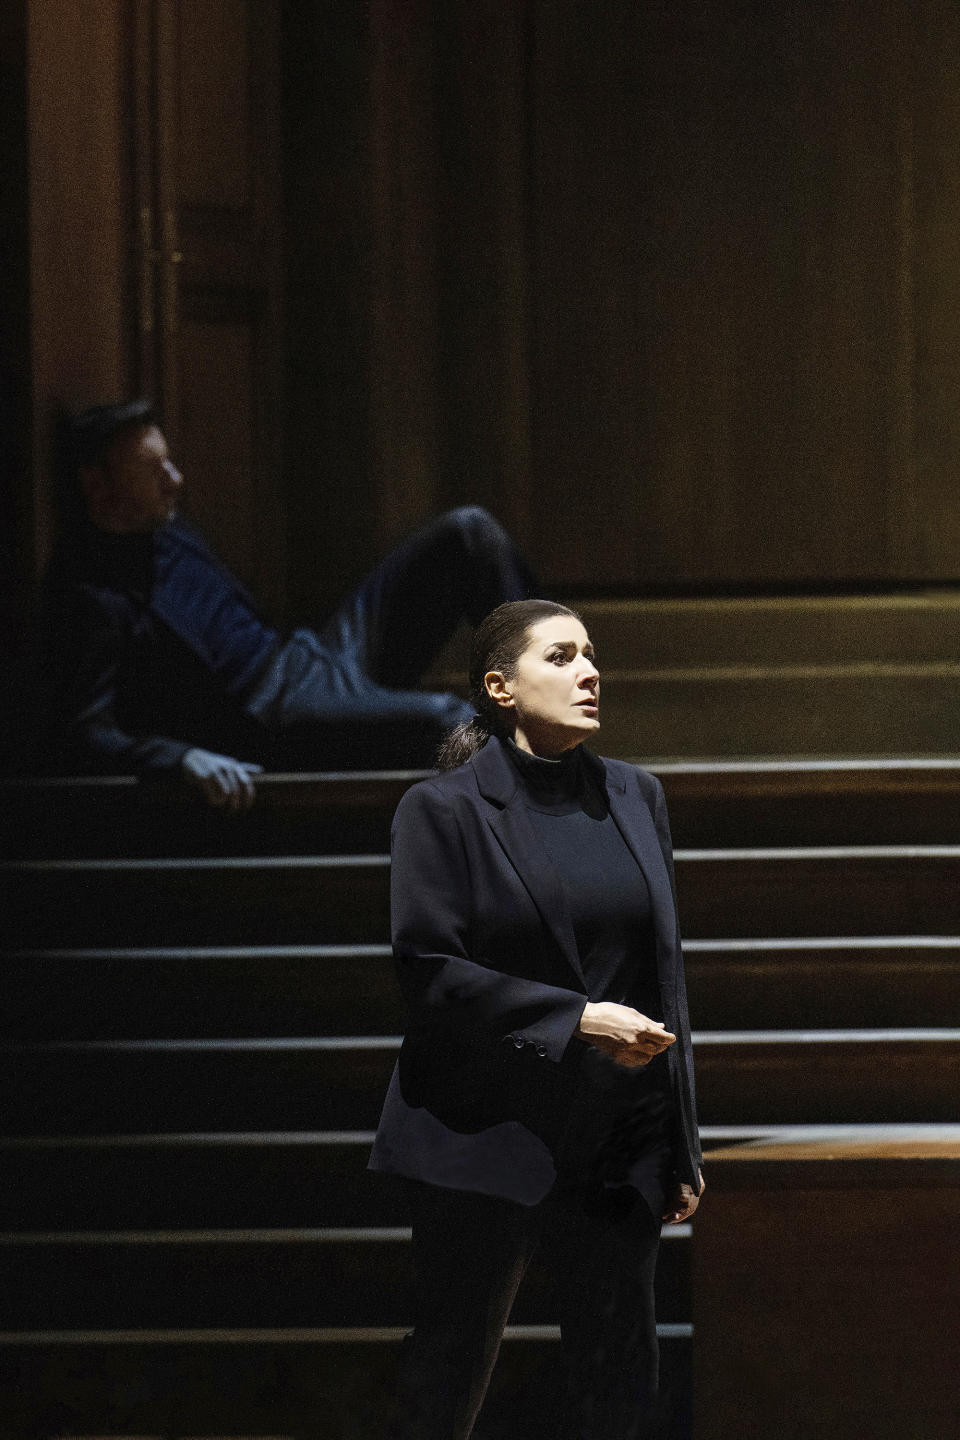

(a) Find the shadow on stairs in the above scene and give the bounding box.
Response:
[1,759,958,1437]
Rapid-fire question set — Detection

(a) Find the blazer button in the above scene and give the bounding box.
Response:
[513,1035,525,1048]
[536,1045,547,1058]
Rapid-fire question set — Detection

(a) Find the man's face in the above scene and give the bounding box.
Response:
[87,424,184,533]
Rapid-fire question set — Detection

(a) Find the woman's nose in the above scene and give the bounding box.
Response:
[578,659,599,687]
[164,460,184,487]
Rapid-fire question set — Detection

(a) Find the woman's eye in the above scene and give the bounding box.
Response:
[550,652,567,665]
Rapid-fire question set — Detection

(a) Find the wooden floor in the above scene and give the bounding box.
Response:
[1,754,958,1437]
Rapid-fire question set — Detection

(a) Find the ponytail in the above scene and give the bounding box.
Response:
[435,715,490,769]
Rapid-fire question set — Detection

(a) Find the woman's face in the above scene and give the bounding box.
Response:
[486,614,600,756]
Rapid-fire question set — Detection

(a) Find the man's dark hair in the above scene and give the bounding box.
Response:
[69,399,157,472]
[53,399,158,530]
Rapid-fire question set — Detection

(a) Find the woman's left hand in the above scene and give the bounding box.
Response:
[662,1169,705,1225]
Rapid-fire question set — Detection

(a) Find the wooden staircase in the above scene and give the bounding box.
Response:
[1,758,959,1438]
[434,592,960,756]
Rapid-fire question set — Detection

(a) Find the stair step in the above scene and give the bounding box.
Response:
[574,593,960,758]
[589,671,960,757]
[578,590,960,760]
[7,758,960,863]
[0,1132,389,1231]
[0,1227,689,1329]
[684,938,960,1030]
[675,846,960,937]
[575,593,960,669]
[3,936,956,1042]
[693,1029,960,1125]
[5,846,960,948]
[9,1123,927,1230]
[3,1124,921,1230]
[0,946,396,1042]
[0,1330,692,1439]
[0,1037,398,1134]
[656,759,960,846]
[0,773,422,861]
[446,594,960,754]
[2,1032,957,1134]
[0,855,391,947]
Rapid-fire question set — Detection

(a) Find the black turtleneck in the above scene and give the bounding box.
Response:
[505,738,673,1211]
[505,738,657,1010]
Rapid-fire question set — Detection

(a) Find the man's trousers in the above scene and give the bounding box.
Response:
[246,506,532,768]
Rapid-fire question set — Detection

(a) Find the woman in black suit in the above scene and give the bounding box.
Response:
[371,599,704,1440]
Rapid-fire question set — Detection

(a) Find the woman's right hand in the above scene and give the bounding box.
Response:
[575,1001,676,1068]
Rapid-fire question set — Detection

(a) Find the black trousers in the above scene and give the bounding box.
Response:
[389,1179,663,1440]
[246,506,532,768]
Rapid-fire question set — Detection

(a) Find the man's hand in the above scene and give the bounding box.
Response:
[180,748,263,811]
[576,1001,676,1068]
[663,1170,705,1225]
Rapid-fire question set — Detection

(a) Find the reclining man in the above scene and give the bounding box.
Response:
[43,400,533,808]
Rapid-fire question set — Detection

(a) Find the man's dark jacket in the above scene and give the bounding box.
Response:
[42,517,277,774]
[369,735,702,1205]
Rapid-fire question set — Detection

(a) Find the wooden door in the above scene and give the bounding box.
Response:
[134,0,285,614]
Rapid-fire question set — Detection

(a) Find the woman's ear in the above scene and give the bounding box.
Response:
[484,670,515,711]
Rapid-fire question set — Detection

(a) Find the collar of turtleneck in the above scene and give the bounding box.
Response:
[504,735,586,808]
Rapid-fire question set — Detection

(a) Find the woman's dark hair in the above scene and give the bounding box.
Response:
[436,599,582,769]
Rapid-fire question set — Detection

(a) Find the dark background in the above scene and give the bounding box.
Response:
[4,0,960,631]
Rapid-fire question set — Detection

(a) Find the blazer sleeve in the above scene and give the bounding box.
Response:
[390,780,588,1062]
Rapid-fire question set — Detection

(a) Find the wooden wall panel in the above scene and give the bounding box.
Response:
[527,0,660,589]
[367,0,442,550]
[15,0,960,641]
[13,0,284,619]
[910,0,960,579]
[164,0,285,614]
[334,0,960,594]
[178,0,251,211]
[528,0,917,588]
[177,317,257,586]
[282,0,377,623]
[0,0,33,774]
[0,0,30,634]
[27,0,134,573]
[427,5,533,550]
[365,2,534,559]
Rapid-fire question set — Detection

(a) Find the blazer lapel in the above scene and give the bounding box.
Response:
[601,760,679,995]
[472,740,588,991]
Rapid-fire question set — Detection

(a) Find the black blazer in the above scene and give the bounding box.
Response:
[369,735,701,1205]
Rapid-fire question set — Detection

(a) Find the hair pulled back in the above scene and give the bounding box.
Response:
[436,599,581,770]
